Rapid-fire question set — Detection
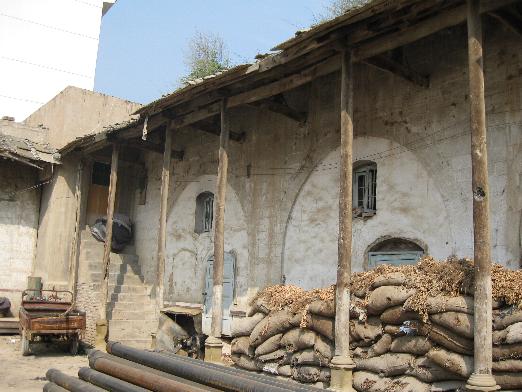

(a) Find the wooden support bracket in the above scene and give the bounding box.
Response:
[185,124,246,143]
[364,54,429,88]
[489,8,522,37]
[248,95,308,125]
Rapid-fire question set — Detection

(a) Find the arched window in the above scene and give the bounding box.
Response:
[195,192,214,234]
[368,237,424,268]
[353,161,377,217]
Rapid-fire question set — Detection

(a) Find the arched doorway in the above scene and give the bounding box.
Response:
[367,237,425,269]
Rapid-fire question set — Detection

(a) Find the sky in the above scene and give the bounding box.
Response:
[93,0,331,105]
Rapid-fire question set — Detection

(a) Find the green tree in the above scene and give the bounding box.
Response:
[181,31,231,84]
[315,0,370,24]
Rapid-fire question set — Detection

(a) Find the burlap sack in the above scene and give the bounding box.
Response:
[494,372,522,390]
[354,353,415,377]
[257,349,287,363]
[505,322,522,345]
[279,351,293,366]
[405,357,464,382]
[404,295,473,315]
[380,306,421,325]
[280,328,316,352]
[431,381,466,391]
[416,322,473,355]
[426,348,473,378]
[277,364,292,377]
[314,334,334,360]
[383,325,402,335]
[249,309,293,347]
[255,333,282,356]
[371,272,408,288]
[308,299,335,318]
[390,335,432,356]
[353,371,430,392]
[367,334,392,358]
[493,329,507,345]
[256,361,278,374]
[291,366,330,383]
[350,317,383,342]
[367,286,415,315]
[430,311,474,339]
[493,343,522,361]
[231,354,258,371]
[231,336,254,357]
[291,348,329,367]
[248,298,271,316]
[492,359,522,372]
[494,308,522,330]
[304,313,335,340]
[231,313,265,337]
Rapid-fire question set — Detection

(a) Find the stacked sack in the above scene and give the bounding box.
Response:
[230,257,522,391]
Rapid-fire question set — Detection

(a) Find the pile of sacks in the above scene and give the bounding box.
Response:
[230,257,522,390]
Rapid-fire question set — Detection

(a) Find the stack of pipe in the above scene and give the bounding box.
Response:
[230,259,522,390]
[43,342,324,392]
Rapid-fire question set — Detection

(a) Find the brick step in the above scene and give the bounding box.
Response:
[87,261,142,274]
[109,319,156,329]
[111,338,152,349]
[108,284,151,295]
[110,309,157,320]
[109,292,152,303]
[109,328,156,340]
[83,251,139,265]
[90,272,145,285]
[107,301,156,312]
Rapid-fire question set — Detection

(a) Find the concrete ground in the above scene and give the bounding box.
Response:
[0,335,88,392]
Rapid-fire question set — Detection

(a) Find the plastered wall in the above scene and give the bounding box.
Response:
[130,23,521,309]
[0,161,40,313]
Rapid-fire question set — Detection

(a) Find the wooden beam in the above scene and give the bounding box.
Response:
[249,95,308,125]
[465,0,497,390]
[331,48,356,389]
[116,138,184,160]
[489,9,522,37]
[352,0,518,62]
[156,125,173,312]
[364,54,429,88]
[99,144,120,335]
[185,124,246,143]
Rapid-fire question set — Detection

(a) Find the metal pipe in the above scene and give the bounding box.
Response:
[107,342,315,392]
[155,349,321,392]
[90,351,209,392]
[46,369,106,392]
[43,382,69,392]
[78,367,149,392]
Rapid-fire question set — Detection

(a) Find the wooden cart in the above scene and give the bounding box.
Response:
[18,289,86,356]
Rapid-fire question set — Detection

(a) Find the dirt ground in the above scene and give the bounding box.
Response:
[0,335,88,391]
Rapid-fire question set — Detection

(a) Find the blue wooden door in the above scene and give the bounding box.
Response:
[368,251,423,269]
[202,252,235,336]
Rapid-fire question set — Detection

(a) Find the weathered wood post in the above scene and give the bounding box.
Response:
[156,124,173,313]
[205,99,229,363]
[465,1,499,391]
[330,49,355,391]
[96,143,120,350]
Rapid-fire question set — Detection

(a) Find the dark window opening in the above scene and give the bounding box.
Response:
[195,192,214,234]
[92,162,110,186]
[353,161,377,217]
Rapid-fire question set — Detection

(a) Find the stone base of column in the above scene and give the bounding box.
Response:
[330,355,356,391]
[204,336,223,364]
[95,319,108,351]
[466,373,500,391]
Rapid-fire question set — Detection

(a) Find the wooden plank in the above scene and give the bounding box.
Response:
[353,0,518,61]
[100,144,120,322]
[156,124,173,312]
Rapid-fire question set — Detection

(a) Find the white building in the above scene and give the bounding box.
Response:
[0,0,116,121]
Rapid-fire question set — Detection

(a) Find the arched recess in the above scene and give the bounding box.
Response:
[366,236,426,268]
[164,175,248,307]
[283,136,453,290]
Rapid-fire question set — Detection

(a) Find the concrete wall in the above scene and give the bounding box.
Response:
[0,0,115,121]
[0,161,40,314]
[24,86,141,149]
[0,119,48,144]
[122,23,522,312]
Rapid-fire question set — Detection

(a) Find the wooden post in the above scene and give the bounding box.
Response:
[205,99,229,363]
[68,159,84,311]
[96,143,120,349]
[465,1,499,391]
[156,125,173,312]
[330,49,355,392]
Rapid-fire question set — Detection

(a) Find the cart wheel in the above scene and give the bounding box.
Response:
[21,331,31,356]
[69,335,79,355]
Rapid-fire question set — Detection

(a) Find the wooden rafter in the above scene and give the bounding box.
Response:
[364,53,429,88]
[248,95,308,125]
[489,8,522,37]
[185,123,246,143]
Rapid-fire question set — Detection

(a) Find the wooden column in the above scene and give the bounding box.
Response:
[156,125,173,311]
[330,49,355,392]
[465,1,499,391]
[205,99,229,363]
[68,159,84,310]
[97,144,119,347]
